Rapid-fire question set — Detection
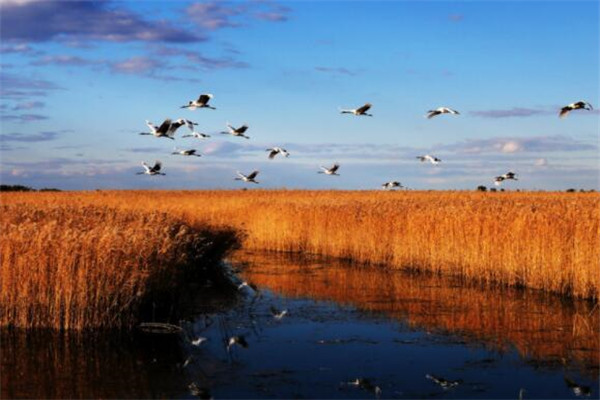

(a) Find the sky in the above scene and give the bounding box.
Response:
[0,0,598,191]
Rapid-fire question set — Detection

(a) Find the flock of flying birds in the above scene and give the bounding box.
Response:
[136,94,594,189]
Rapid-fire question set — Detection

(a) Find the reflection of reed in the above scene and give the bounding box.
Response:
[0,330,187,399]
[232,251,600,375]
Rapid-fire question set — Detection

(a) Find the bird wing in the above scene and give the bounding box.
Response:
[268,150,277,159]
[184,119,196,130]
[330,164,339,172]
[142,162,151,173]
[559,107,571,118]
[247,171,259,180]
[157,119,172,134]
[356,103,372,114]
[151,161,162,172]
[236,125,249,133]
[197,94,211,104]
[145,120,157,132]
[426,110,440,119]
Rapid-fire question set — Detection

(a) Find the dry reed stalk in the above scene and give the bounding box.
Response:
[2,190,598,299]
[0,202,234,330]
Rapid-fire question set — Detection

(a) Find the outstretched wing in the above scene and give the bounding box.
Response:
[197,93,212,104]
[356,103,372,114]
[156,119,172,134]
[268,149,278,159]
[236,125,249,134]
[151,161,162,172]
[247,170,259,180]
[426,110,440,119]
[559,106,571,119]
[330,163,339,173]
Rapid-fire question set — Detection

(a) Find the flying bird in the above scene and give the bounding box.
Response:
[382,181,403,190]
[237,280,259,291]
[319,163,340,175]
[495,171,518,186]
[139,119,175,140]
[270,306,288,320]
[340,103,373,116]
[221,123,250,139]
[416,155,442,164]
[235,170,259,184]
[346,378,382,397]
[191,337,208,346]
[502,171,518,180]
[266,147,290,159]
[181,93,216,110]
[559,101,593,119]
[136,161,165,176]
[170,118,198,134]
[564,377,592,397]
[426,374,462,389]
[172,148,202,157]
[426,107,460,119]
[181,131,211,139]
[227,335,249,351]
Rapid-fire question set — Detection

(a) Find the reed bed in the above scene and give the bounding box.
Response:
[0,202,236,330]
[2,190,599,302]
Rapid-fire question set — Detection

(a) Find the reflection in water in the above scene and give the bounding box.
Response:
[1,330,188,399]
[2,251,598,399]
[231,250,600,376]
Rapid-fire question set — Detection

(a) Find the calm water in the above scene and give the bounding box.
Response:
[2,251,598,399]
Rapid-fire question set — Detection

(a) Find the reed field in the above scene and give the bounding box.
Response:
[0,201,237,330]
[1,190,598,329]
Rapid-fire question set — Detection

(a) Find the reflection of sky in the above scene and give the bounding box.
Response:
[0,1,598,190]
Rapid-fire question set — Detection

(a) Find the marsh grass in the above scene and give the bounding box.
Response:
[0,202,237,329]
[1,189,598,330]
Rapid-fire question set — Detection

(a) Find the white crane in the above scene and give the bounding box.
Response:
[426,107,460,119]
[416,155,442,164]
[221,123,250,139]
[559,101,593,118]
[318,163,340,175]
[235,170,259,184]
[181,131,211,139]
[139,119,175,140]
[170,118,198,135]
[171,148,202,157]
[181,93,216,110]
[227,335,248,351]
[266,147,289,159]
[340,102,373,116]
[136,161,165,176]
[494,171,518,186]
[425,374,462,389]
[270,306,288,320]
[382,181,403,190]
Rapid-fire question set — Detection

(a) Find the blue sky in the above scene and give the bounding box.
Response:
[0,0,598,190]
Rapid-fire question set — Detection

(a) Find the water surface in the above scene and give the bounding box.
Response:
[2,250,598,399]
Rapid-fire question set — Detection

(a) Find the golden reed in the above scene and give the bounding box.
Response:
[1,189,598,329]
[0,201,235,330]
